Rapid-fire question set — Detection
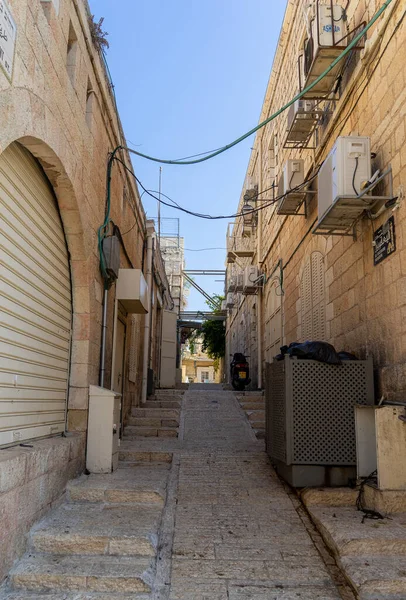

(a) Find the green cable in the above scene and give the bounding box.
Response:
[98,0,393,282]
[123,0,393,165]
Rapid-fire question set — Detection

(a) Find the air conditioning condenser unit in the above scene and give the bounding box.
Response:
[277,159,306,215]
[243,266,260,295]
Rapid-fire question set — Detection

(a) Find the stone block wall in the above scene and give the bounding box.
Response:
[0,435,85,581]
[226,0,406,400]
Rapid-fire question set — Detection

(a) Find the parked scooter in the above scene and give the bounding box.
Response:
[230,353,251,391]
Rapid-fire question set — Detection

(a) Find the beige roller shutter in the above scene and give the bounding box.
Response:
[0,142,72,446]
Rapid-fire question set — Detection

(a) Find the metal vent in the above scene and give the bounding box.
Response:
[301,251,325,340]
[266,358,374,466]
[266,363,286,462]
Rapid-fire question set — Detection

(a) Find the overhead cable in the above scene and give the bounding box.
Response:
[119,0,393,166]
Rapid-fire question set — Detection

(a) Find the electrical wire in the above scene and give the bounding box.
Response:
[120,1,393,166]
[113,155,321,220]
[352,156,359,195]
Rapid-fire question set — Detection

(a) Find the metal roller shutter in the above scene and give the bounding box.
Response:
[0,142,72,446]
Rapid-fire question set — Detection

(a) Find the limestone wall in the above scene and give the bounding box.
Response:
[226,0,406,401]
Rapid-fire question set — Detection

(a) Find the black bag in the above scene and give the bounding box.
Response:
[285,341,342,365]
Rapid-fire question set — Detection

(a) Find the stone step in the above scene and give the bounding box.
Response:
[235,390,264,397]
[340,555,406,599]
[132,407,180,419]
[309,507,406,557]
[30,503,160,557]
[144,400,181,409]
[247,410,265,421]
[124,426,178,439]
[150,390,185,397]
[9,554,153,594]
[240,401,265,410]
[127,417,179,428]
[250,421,266,429]
[67,466,167,505]
[0,592,149,599]
[119,449,173,464]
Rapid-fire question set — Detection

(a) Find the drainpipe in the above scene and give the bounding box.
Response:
[99,288,108,387]
[141,228,154,403]
[257,140,263,390]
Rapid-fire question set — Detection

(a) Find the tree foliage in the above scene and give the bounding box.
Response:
[200,295,225,360]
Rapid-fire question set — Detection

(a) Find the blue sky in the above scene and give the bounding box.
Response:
[90,0,287,310]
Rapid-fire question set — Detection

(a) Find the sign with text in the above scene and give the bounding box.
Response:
[0,0,16,81]
[373,215,396,266]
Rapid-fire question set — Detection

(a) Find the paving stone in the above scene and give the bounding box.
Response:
[10,555,153,593]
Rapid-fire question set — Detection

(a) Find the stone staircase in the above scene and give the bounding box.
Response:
[123,390,183,440]
[0,454,172,599]
[302,488,406,599]
[235,390,265,439]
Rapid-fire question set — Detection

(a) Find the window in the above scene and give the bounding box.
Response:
[86,78,94,129]
[300,251,326,341]
[67,22,78,84]
[201,371,209,383]
[265,278,282,362]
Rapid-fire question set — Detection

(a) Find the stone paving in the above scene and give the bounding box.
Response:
[164,388,346,600]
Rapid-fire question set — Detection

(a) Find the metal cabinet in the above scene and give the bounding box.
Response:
[87,385,121,473]
[265,358,374,487]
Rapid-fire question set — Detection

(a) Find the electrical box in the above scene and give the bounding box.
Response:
[102,235,120,281]
[243,266,260,295]
[116,268,148,314]
[226,293,235,308]
[87,386,121,474]
[318,136,371,221]
[277,159,306,215]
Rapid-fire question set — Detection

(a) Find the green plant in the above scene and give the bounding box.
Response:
[89,15,109,53]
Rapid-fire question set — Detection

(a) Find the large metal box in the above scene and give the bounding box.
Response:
[265,358,374,487]
[87,386,121,474]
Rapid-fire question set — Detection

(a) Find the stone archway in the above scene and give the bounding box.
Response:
[2,135,93,433]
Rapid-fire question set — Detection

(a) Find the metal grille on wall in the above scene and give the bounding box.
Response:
[300,251,325,340]
[266,358,374,466]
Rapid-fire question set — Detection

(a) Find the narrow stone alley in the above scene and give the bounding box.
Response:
[0,386,354,600]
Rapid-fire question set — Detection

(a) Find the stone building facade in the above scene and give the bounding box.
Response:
[225,0,406,401]
[0,0,173,580]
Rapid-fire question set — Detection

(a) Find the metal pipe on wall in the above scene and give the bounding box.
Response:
[257,141,263,390]
[99,288,109,387]
[141,230,154,403]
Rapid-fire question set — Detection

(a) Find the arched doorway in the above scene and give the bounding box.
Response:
[0,142,72,446]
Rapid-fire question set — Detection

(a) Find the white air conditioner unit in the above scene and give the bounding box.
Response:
[221,300,227,311]
[228,275,237,292]
[243,266,260,295]
[277,159,306,215]
[235,273,244,292]
[318,136,371,222]
[226,293,235,309]
[300,3,347,98]
[286,100,320,146]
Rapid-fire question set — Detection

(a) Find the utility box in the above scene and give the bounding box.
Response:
[355,405,406,490]
[116,269,148,314]
[265,358,374,487]
[160,310,177,389]
[87,386,121,474]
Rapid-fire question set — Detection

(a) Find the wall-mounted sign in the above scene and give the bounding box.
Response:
[0,0,16,81]
[373,215,396,266]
